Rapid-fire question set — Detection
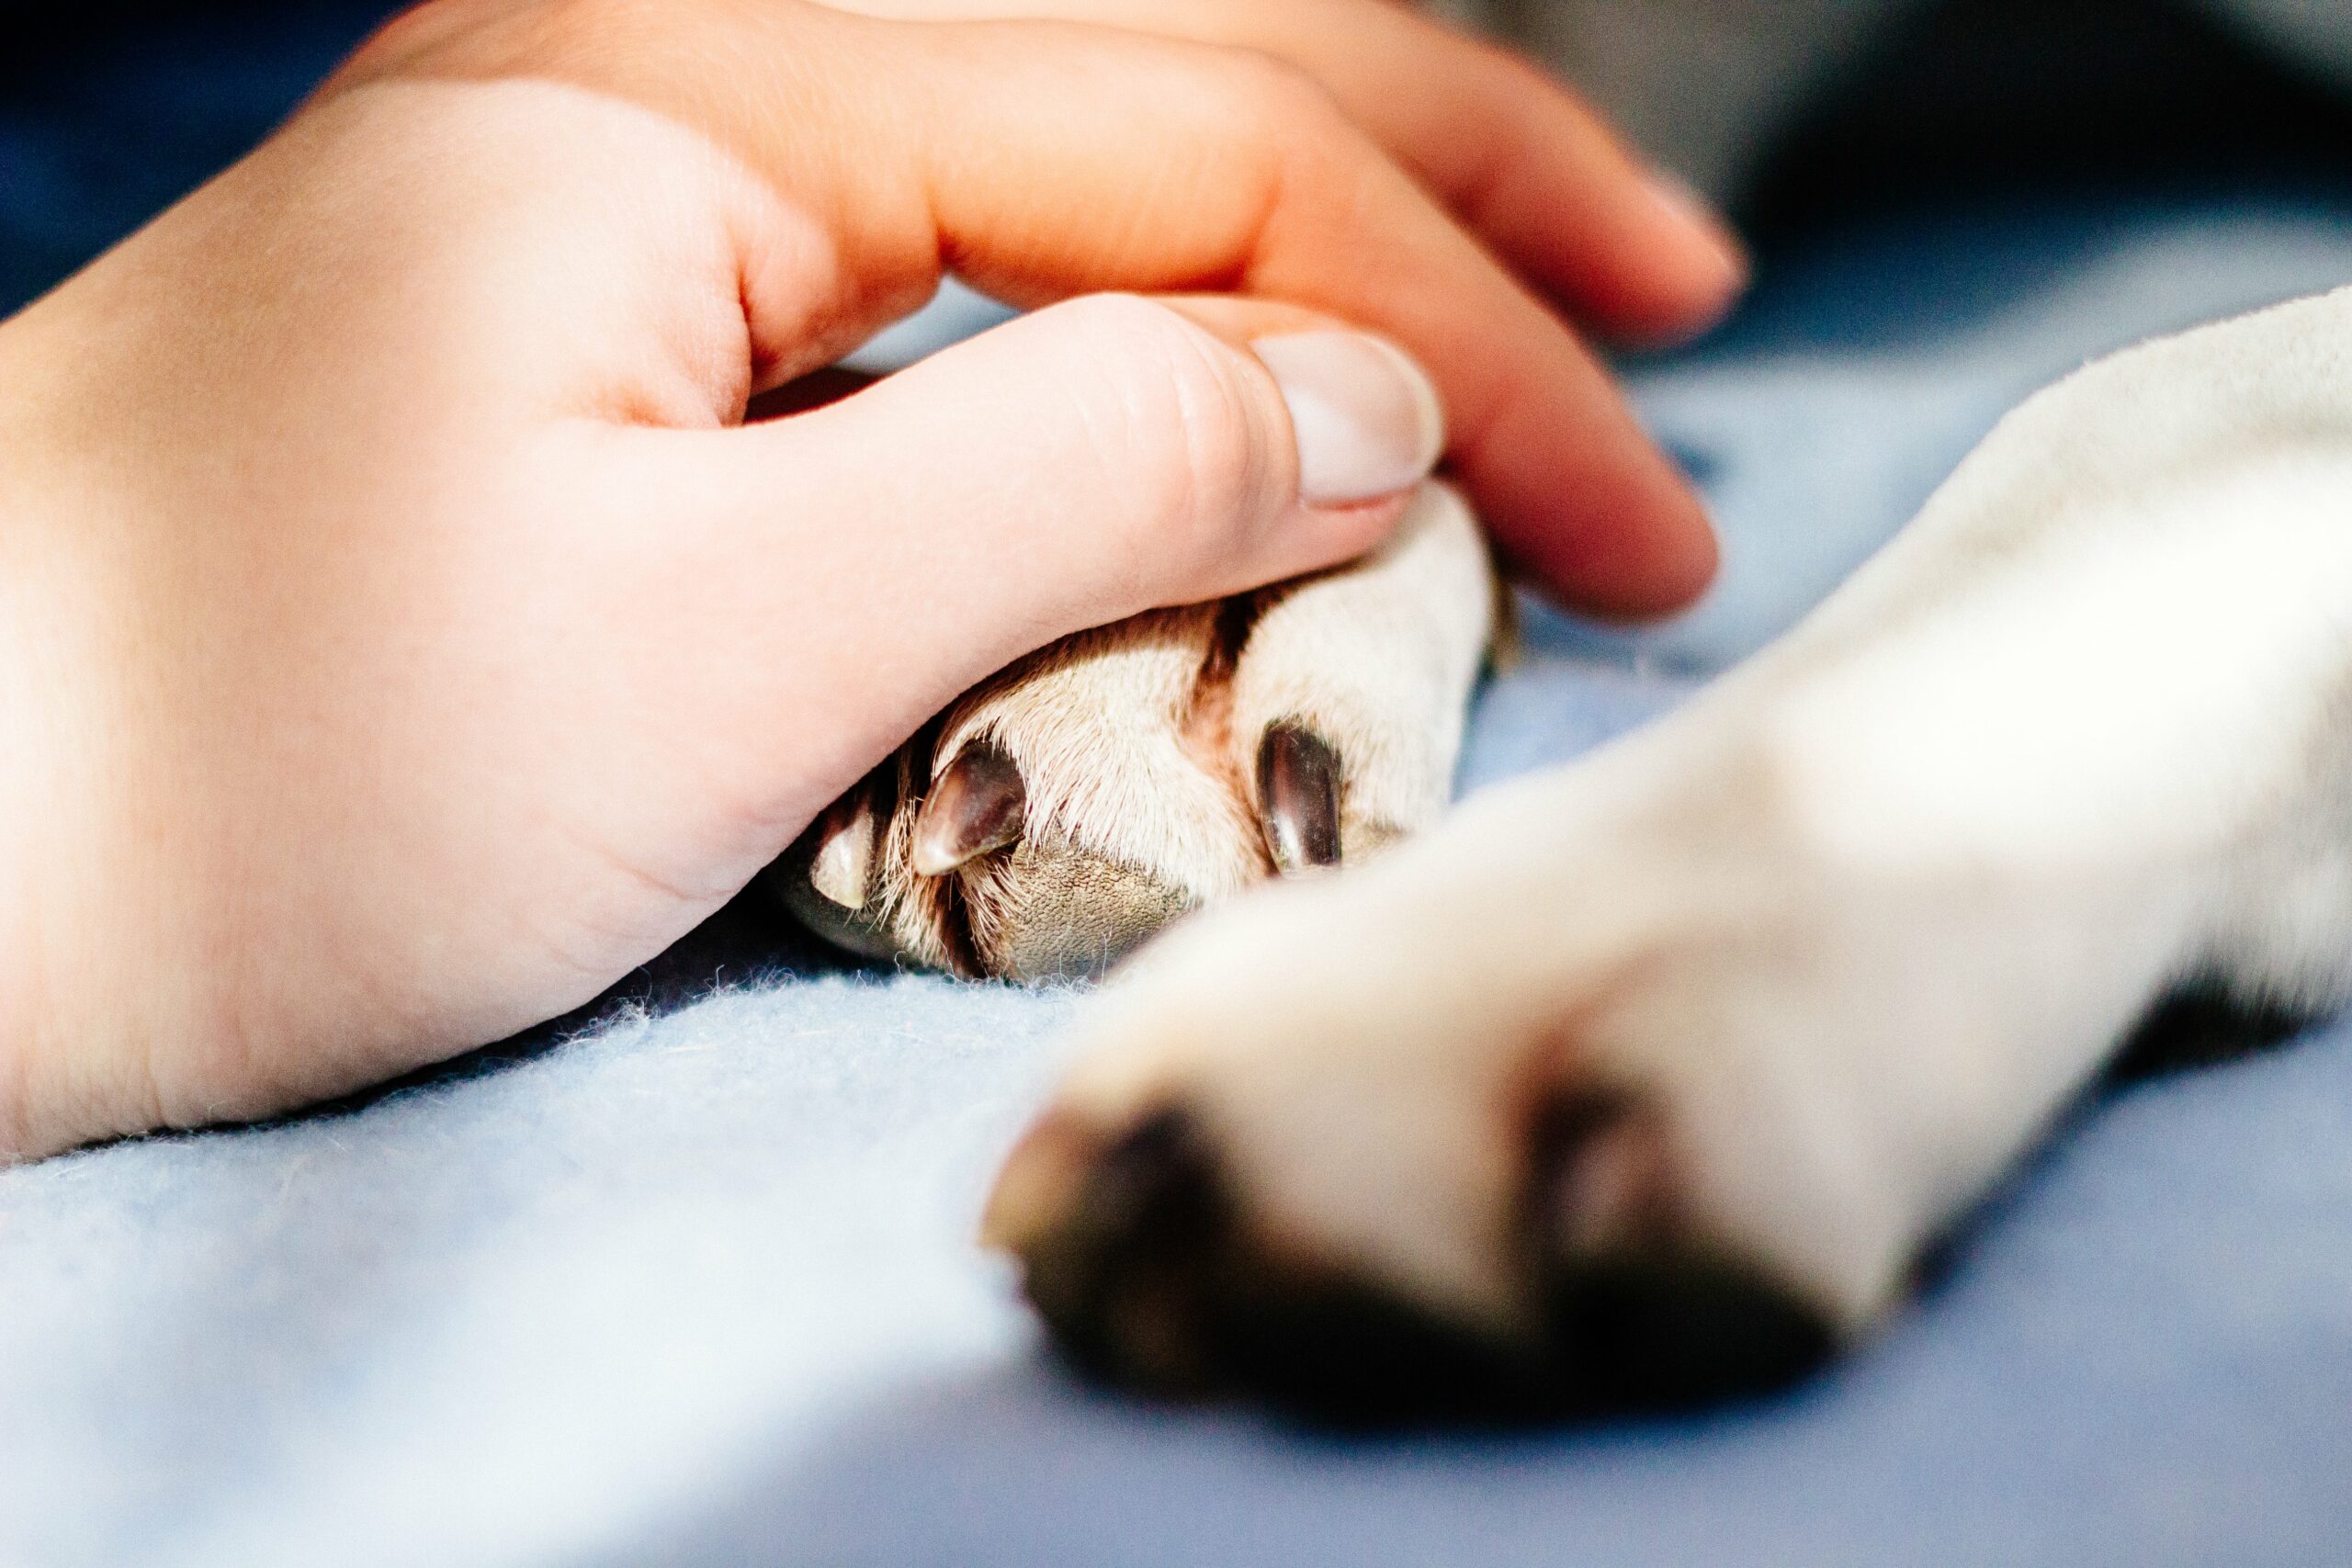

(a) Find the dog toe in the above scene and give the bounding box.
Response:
[773,482,1493,978]
[1524,1087,1835,1412]
[989,1074,1834,1425]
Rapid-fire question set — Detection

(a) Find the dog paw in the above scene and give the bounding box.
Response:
[973,735,2118,1423]
[984,1077,1836,1426]
[972,289,2352,1422]
[769,481,1496,980]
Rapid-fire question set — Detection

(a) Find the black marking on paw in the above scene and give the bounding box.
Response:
[1015,1092,1835,1428]
[1018,1108,1232,1394]
[1521,1086,1833,1415]
[2108,976,2317,1082]
[1536,1249,1834,1415]
[1198,1276,1557,1429]
[1014,1106,1524,1423]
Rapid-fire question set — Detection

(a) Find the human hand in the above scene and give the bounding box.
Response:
[813,0,1748,350]
[0,0,1727,1156]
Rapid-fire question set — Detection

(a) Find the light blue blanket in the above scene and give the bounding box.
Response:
[8,199,2352,1567]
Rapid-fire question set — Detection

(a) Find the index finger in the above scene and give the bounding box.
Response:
[356,0,1717,614]
[911,20,1717,614]
[823,0,1747,345]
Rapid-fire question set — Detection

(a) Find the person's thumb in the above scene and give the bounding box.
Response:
[595,292,1444,811]
[784,290,1432,632]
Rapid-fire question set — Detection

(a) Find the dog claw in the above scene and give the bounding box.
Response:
[912,739,1027,875]
[771,776,910,964]
[805,791,878,911]
[1256,723,1342,873]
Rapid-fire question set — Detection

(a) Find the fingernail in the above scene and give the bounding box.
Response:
[1252,332,1444,505]
[1643,168,1748,297]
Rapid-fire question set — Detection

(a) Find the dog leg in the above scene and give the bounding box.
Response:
[984,288,2352,1420]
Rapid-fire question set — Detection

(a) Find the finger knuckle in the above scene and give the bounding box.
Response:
[1042,296,1286,555]
[1196,44,1346,143]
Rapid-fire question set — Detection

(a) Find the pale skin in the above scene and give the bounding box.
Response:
[0,0,1741,1159]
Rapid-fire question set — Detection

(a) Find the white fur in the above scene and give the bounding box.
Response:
[1023,285,2352,1334]
[816,482,1496,975]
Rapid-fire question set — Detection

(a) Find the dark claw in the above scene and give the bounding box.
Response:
[1255,722,1342,873]
[912,739,1027,875]
[768,779,909,964]
[803,793,877,912]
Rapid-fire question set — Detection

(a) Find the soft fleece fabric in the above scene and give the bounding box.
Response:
[8,73,2352,1560]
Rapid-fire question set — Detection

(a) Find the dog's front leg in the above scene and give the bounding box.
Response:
[981,286,2352,1421]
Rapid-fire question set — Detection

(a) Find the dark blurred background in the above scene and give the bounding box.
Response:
[1743,0,2352,243]
[1,0,394,311]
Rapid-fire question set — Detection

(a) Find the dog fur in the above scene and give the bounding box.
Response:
[783,2,2352,1420]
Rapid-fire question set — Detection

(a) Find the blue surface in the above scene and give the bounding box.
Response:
[0,1,396,313]
[7,20,2352,1566]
